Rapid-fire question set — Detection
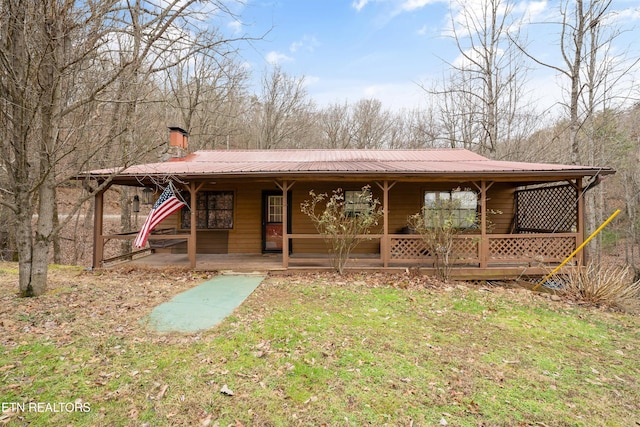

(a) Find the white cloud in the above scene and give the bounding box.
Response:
[265,51,293,65]
[310,78,429,111]
[604,5,640,26]
[290,35,320,53]
[302,75,321,87]
[451,47,505,69]
[401,0,437,12]
[352,0,369,12]
[227,20,242,34]
[515,0,548,23]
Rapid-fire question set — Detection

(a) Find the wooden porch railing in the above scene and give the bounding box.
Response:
[387,233,578,266]
[99,228,190,266]
[286,232,578,268]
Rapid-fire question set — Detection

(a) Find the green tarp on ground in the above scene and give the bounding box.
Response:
[145,274,264,332]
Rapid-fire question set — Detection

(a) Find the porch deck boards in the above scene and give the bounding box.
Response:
[124,253,285,272]
[119,253,552,279]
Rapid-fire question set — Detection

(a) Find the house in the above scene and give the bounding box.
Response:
[81,128,615,279]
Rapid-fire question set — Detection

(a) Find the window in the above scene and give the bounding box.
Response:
[423,190,478,228]
[181,191,234,229]
[345,189,372,216]
[267,195,283,223]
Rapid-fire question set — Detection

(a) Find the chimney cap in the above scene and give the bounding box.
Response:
[168,126,188,135]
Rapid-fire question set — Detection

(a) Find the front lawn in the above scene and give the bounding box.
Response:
[1,264,638,426]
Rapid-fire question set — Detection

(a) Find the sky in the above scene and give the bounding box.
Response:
[231,0,640,112]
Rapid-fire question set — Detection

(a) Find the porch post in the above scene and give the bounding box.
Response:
[275,180,295,268]
[376,181,395,268]
[92,185,106,269]
[383,181,390,267]
[576,178,585,266]
[479,180,489,268]
[282,180,289,269]
[383,181,389,268]
[188,182,198,269]
[479,181,488,268]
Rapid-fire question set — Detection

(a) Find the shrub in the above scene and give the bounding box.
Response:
[557,263,640,313]
[301,186,382,274]
[407,189,480,281]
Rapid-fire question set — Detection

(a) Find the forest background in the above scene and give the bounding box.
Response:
[1,0,639,296]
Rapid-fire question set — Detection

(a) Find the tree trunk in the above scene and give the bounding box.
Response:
[16,205,36,296]
[570,0,583,165]
[15,184,54,296]
[121,188,133,254]
[52,188,62,264]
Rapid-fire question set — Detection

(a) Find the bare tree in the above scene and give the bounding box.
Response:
[515,0,638,164]
[519,0,639,259]
[430,0,532,156]
[0,0,254,296]
[349,99,394,149]
[617,104,640,277]
[319,102,354,148]
[393,108,442,149]
[163,38,250,151]
[317,99,394,149]
[554,0,609,165]
[432,71,480,150]
[253,66,315,149]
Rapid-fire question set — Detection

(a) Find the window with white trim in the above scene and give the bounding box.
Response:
[423,190,478,228]
[267,195,283,223]
[345,189,372,216]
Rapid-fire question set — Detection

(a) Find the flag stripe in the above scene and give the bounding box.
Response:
[134,185,186,248]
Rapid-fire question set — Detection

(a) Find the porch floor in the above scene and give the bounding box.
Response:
[124,253,286,272]
[116,252,552,280]
[120,253,390,271]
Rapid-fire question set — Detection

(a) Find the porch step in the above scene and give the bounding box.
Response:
[219,270,267,276]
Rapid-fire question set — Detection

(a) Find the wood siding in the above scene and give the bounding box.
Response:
[486,183,515,234]
[291,182,384,254]
[150,179,518,256]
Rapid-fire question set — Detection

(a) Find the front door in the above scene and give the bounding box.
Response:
[262,191,290,253]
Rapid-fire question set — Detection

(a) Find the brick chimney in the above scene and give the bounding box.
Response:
[168,126,188,158]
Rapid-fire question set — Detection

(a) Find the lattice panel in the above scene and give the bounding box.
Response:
[489,236,575,261]
[390,238,430,260]
[452,238,480,262]
[515,184,577,233]
[390,237,479,263]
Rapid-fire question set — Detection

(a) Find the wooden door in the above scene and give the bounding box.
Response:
[263,192,284,252]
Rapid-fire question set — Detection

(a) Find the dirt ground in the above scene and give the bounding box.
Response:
[0,264,573,351]
[0,266,207,350]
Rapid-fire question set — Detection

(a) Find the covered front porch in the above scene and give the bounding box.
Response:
[93,178,586,279]
[83,147,613,280]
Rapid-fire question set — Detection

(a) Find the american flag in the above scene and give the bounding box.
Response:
[133,185,186,248]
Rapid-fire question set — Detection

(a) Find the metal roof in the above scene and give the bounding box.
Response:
[82,149,615,183]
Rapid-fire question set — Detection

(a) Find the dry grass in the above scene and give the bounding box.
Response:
[1,264,639,426]
[556,263,640,313]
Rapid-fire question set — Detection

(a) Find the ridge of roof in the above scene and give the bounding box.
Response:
[170,148,489,163]
[80,147,615,180]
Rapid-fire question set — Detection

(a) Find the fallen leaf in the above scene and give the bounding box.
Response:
[220,384,234,396]
[157,384,169,400]
[200,414,214,426]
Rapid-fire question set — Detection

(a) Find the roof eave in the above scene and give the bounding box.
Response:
[80,168,614,186]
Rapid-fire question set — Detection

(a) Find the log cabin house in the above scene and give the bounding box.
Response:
[81,128,615,279]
